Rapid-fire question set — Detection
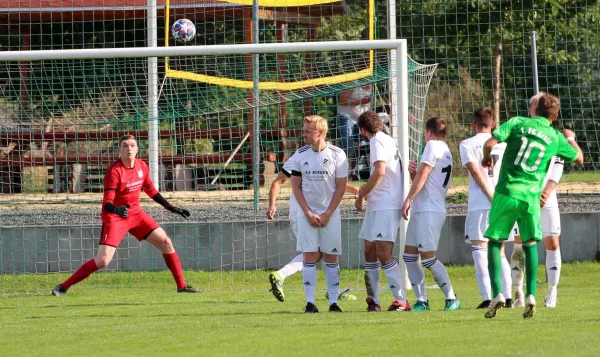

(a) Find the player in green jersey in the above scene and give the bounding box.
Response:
[480,93,583,319]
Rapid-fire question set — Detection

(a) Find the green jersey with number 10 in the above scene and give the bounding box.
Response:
[492,116,578,203]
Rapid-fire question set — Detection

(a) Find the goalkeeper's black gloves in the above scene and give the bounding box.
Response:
[104,203,130,218]
[167,206,191,218]
[152,193,190,219]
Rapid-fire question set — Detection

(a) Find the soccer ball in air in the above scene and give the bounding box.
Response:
[172,19,196,43]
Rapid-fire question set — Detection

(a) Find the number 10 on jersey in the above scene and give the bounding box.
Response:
[514,136,545,171]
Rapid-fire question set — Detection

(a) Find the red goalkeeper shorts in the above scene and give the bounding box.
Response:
[99,210,160,247]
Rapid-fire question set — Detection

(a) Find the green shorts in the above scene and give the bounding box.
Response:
[484,192,542,243]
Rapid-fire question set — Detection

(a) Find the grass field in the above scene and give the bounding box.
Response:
[1,263,600,356]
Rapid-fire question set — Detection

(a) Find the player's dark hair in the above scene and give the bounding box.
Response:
[535,94,561,118]
[357,110,383,134]
[119,134,136,144]
[425,116,447,138]
[473,107,494,129]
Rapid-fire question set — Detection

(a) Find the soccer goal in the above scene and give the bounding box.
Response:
[0,39,437,296]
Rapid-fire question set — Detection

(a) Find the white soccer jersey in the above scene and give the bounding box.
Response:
[291,143,349,215]
[412,140,453,213]
[281,154,299,219]
[543,156,564,208]
[459,133,506,211]
[366,131,404,211]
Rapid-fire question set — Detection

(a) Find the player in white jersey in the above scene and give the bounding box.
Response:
[459,107,514,309]
[266,152,358,302]
[510,90,565,308]
[353,111,410,312]
[290,115,349,313]
[401,117,460,311]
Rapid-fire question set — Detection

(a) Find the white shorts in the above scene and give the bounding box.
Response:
[511,206,561,238]
[296,211,342,255]
[465,209,490,243]
[359,209,401,243]
[406,211,446,252]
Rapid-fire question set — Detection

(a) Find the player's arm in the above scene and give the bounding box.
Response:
[321,153,349,224]
[561,129,584,164]
[291,173,322,227]
[345,183,359,195]
[401,163,433,220]
[322,176,348,224]
[466,162,494,202]
[357,161,385,200]
[460,141,494,202]
[541,158,564,207]
[267,171,289,220]
[102,166,128,218]
[481,136,499,170]
[142,170,190,218]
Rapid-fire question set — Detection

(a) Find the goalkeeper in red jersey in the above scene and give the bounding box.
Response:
[52,135,197,295]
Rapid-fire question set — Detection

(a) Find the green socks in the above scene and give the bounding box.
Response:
[522,243,539,297]
[487,240,503,297]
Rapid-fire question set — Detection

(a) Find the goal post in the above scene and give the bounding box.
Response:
[0,39,439,296]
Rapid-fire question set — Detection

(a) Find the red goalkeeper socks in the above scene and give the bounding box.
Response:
[61,259,99,289]
[163,252,186,289]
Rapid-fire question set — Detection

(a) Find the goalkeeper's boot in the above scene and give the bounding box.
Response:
[476,300,491,309]
[411,300,430,312]
[304,302,319,313]
[325,288,357,301]
[328,303,343,312]
[366,297,381,312]
[268,272,285,302]
[484,293,506,319]
[523,294,536,319]
[444,297,461,311]
[388,300,411,312]
[51,284,67,296]
[177,285,199,293]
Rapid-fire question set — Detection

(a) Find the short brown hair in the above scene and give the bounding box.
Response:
[119,134,136,144]
[425,116,447,138]
[357,110,383,134]
[473,107,494,129]
[535,94,560,118]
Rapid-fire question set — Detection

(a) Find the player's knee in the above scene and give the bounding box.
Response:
[159,237,175,253]
[544,236,560,250]
[419,251,436,260]
[376,250,393,264]
[364,242,377,262]
[404,245,419,255]
[95,256,112,268]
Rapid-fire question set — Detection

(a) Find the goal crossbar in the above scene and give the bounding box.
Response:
[0,39,406,61]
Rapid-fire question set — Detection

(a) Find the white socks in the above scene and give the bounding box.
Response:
[403,253,427,302]
[382,259,406,303]
[325,262,340,305]
[364,261,380,304]
[302,262,317,304]
[501,254,512,299]
[511,243,525,297]
[278,254,304,279]
[546,248,562,294]
[471,245,491,301]
[422,257,456,300]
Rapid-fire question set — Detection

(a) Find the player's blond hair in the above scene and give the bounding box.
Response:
[304,115,328,136]
[529,91,546,105]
